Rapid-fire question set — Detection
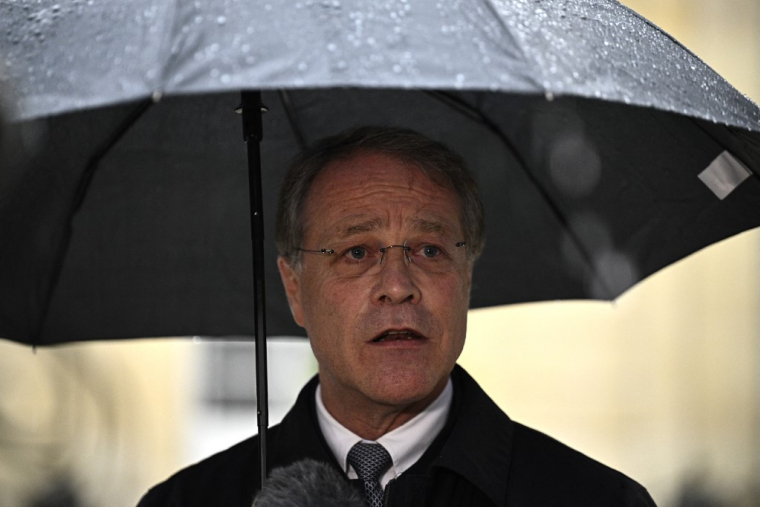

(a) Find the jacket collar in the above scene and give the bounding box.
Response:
[269,375,340,470]
[431,365,514,506]
[271,365,514,506]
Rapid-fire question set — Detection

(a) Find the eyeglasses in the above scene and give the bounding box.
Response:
[297,239,467,278]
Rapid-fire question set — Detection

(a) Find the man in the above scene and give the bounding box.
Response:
[138,127,656,506]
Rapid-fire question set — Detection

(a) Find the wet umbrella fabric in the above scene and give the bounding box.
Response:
[1,0,759,346]
[2,87,760,347]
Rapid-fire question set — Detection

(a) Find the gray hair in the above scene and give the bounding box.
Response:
[275,126,485,266]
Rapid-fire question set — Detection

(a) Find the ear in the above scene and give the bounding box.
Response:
[277,256,305,328]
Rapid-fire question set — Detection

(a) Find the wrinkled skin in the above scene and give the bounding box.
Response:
[278,152,472,438]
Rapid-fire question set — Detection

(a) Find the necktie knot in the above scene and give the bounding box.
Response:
[347,443,392,507]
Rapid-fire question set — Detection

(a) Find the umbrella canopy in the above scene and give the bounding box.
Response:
[1,0,760,346]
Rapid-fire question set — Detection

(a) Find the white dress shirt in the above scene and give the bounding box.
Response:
[315,378,453,488]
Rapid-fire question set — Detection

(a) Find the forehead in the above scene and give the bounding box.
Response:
[303,151,462,242]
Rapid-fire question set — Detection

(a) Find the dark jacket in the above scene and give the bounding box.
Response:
[138,365,657,506]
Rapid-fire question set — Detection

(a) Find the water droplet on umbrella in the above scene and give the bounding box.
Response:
[549,133,602,198]
[216,15,227,25]
[590,250,638,299]
[561,213,614,283]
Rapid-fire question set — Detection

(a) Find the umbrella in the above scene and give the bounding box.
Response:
[2,0,760,479]
[2,0,759,342]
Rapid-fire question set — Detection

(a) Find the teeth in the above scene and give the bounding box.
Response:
[375,330,419,342]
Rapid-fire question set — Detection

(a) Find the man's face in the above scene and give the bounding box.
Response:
[278,151,472,412]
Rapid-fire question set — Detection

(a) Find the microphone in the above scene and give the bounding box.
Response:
[253,459,365,507]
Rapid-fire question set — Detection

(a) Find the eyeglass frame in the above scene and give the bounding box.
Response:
[295,240,467,273]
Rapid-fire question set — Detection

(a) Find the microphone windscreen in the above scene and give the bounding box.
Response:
[253,459,365,507]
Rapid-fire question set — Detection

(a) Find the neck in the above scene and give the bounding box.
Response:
[319,377,448,441]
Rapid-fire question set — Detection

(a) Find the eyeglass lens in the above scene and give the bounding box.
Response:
[301,238,466,278]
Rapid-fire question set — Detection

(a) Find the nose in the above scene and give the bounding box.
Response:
[373,247,421,305]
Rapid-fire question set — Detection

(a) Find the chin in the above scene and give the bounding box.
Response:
[363,369,446,407]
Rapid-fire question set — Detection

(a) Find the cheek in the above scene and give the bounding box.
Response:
[435,271,471,309]
[438,272,471,348]
[302,281,368,376]
[300,277,365,335]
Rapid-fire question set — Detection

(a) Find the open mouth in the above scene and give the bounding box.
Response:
[371,330,424,343]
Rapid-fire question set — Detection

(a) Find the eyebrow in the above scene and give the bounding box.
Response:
[339,219,382,239]
[409,217,447,234]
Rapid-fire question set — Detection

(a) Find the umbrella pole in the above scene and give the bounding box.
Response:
[239,90,269,485]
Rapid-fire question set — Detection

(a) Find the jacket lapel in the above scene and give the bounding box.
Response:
[431,365,514,505]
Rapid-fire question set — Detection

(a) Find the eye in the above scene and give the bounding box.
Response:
[347,246,367,260]
[421,245,442,258]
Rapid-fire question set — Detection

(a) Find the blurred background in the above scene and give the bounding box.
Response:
[1,0,758,505]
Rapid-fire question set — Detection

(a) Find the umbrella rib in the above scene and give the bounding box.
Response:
[278,90,308,151]
[74,98,156,215]
[34,99,155,344]
[424,90,616,299]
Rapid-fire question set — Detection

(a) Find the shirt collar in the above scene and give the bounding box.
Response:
[315,378,453,488]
